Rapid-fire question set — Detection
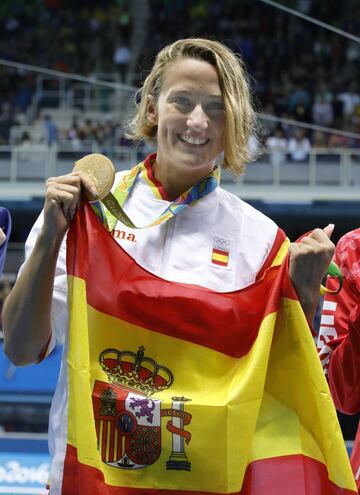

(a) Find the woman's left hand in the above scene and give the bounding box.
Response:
[288,224,335,322]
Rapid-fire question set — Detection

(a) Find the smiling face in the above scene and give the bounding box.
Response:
[147,57,226,194]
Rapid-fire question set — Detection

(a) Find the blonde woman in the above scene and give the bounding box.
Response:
[3,39,336,494]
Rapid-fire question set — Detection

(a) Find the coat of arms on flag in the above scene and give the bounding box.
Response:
[92,346,192,471]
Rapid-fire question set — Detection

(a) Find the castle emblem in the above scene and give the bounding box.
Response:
[92,346,192,471]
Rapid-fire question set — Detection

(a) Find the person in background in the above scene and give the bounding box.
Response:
[0,103,14,145]
[266,127,288,167]
[288,127,311,162]
[0,207,11,330]
[113,40,131,83]
[318,229,360,491]
[43,114,58,146]
[0,207,11,277]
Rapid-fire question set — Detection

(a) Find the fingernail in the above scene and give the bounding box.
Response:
[90,186,98,196]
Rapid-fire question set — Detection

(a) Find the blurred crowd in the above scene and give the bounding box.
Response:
[1,0,360,149]
[141,0,360,147]
[0,0,132,77]
[0,0,132,144]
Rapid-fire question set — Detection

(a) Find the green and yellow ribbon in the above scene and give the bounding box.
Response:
[320,261,343,296]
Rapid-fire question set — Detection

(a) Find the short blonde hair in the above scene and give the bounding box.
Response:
[127,38,257,175]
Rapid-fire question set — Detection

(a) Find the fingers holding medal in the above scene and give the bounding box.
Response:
[42,154,115,238]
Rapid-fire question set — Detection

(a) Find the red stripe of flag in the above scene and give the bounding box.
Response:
[212,258,228,266]
[109,422,115,463]
[101,423,108,463]
[255,228,287,281]
[62,445,355,495]
[67,204,298,359]
[212,248,228,256]
[211,259,228,266]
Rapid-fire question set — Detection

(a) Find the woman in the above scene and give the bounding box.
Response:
[3,39,340,494]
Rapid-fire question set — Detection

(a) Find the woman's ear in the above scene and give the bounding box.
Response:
[147,96,158,124]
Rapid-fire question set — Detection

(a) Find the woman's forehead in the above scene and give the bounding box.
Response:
[161,57,222,94]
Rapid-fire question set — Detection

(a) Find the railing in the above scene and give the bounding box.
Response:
[28,74,136,122]
[1,145,360,201]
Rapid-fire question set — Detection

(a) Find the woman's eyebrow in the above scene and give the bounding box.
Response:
[168,90,223,98]
[168,89,192,95]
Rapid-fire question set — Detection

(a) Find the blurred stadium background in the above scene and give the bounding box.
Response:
[1,0,360,492]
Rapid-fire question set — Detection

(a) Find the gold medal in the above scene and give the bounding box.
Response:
[73,153,115,202]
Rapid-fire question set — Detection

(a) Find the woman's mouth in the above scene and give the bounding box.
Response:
[178,134,209,146]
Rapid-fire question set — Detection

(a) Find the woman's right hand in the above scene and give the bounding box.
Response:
[3,170,99,366]
[42,171,98,241]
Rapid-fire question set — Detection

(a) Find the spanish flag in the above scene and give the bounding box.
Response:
[211,247,229,267]
[62,202,356,494]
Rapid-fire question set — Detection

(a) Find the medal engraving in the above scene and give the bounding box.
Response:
[73,153,115,201]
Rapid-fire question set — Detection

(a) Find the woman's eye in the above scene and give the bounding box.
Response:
[206,101,224,112]
[173,97,192,110]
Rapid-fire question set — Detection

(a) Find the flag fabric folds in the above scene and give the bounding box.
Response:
[62,202,356,494]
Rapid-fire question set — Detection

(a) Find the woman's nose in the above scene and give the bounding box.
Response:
[186,104,208,131]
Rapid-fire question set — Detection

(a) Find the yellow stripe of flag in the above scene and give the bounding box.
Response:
[66,276,355,492]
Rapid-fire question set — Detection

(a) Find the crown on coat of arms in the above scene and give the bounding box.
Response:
[99,346,174,396]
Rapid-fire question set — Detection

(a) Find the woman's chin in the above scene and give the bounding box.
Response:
[175,152,213,172]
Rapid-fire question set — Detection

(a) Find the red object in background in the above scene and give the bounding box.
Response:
[43,0,63,10]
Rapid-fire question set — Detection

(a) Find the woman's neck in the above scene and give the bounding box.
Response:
[152,158,213,201]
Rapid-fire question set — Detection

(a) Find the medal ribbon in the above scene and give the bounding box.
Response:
[99,161,220,232]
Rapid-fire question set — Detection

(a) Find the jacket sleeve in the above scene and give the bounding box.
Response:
[328,302,360,413]
[317,230,360,414]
